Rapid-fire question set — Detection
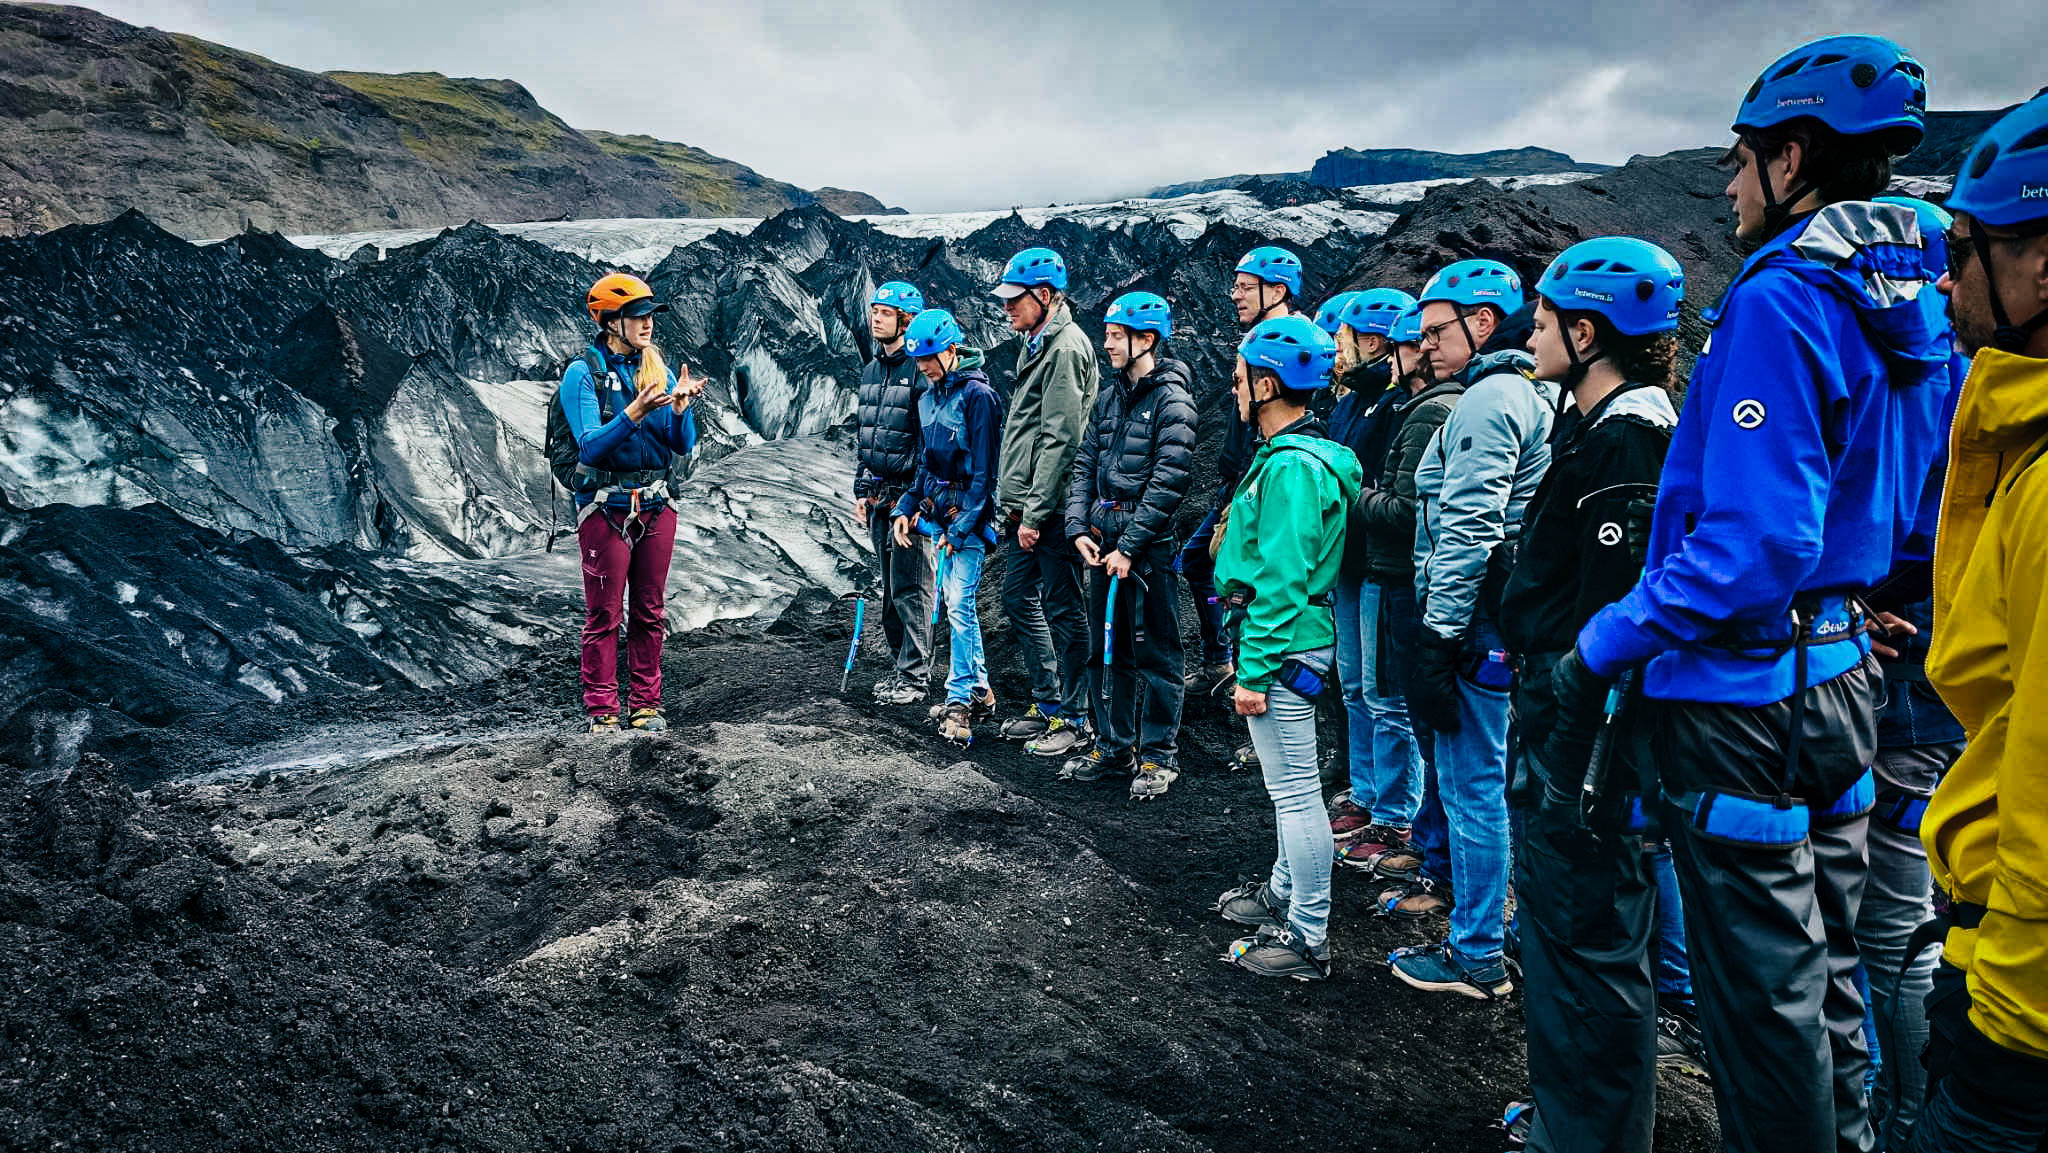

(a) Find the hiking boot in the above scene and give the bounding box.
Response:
[999,703,1052,741]
[938,701,975,747]
[1328,794,1373,839]
[1226,923,1331,981]
[1185,661,1236,696]
[1228,742,1261,772]
[1130,760,1178,801]
[1656,1006,1710,1078]
[1336,822,1410,865]
[969,685,997,721]
[627,707,667,732]
[1376,875,1453,920]
[1367,845,1423,883]
[1500,1100,1535,1147]
[588,713,622,734]
[1213,879,1289,930]
[1389,939,1513,1000]
[870,674,898,697]
[1025,717,1092,758]
[1058,747,1131,782]
[874,679,926,706]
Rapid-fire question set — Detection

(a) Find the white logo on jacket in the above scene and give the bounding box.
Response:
[1732,399,1767,429]
[1597,522,1624,546]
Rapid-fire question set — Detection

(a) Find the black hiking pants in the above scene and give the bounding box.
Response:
[1517,755,1658,1153]
[1908,963,2048,1152]
[1001,526,1090,717]
[1661,659,1880,1153]
[866,490,935,687]
[1085,544,1185,766]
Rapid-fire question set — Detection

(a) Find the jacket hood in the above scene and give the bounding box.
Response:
[1745,202,1950,388]
[1460,347,1537,384]
[1589,383,1679,431]
[1956,347,2048,450]
[941,346,988,387]
[1267,431,1365,504]
[1403,376,1467,409]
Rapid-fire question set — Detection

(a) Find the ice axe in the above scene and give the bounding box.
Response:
[839,594,866,693]
[1578,668,1636,826]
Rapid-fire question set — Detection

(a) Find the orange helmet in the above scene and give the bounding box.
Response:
[586,273,667,326]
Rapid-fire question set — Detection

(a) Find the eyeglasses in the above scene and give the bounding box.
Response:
[1944,227,1979,281]
[1419,316,1467,346]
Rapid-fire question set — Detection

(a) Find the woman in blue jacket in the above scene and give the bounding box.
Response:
[559,273,701,733]
[892,309,1002,747]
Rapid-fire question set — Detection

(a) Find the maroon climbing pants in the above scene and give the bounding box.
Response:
[577,504,676,716]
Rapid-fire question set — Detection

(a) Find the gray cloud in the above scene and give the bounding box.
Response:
[86,0,2048,211]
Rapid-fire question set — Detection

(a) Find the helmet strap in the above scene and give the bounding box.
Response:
[1973,228,2048,353]
[1256,284,1287,323]
[1454,306,1485,365]
[1750,135,1817,238]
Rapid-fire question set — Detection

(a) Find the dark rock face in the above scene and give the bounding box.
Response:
[1310,146,1610,188]
[0,5,890,239]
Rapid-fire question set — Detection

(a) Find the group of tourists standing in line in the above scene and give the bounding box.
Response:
[552,32,2048,1153]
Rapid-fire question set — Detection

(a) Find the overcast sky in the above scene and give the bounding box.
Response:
[83,0,2048,212]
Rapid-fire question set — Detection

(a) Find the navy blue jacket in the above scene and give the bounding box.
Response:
[559,344,700,509]
[892,349,1001,550]
[1578,202,1953,706]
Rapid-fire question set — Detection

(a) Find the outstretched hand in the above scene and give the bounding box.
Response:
[670,364,705,412]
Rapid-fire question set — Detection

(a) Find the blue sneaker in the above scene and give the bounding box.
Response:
[1389,939,1513,1000]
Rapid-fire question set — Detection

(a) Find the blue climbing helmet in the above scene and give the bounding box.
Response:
[1340,288,1420,338]
[1104,291,1172,339]
[1945,91,2048,230]
[1388,304,1424,344]
[1534,238,1686,336]
[1945,92,2048,351]
[1419,258,1525,316]
[903,309,964,358]
[992,247,1067,298]
[1239,315,1337,391]
[870,281,925,315]
[1312,291,1362,334]
[1235,246,1305,297]
[1732,35,1927,154]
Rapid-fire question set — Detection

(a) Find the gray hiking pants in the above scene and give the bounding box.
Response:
[867,499,935,687]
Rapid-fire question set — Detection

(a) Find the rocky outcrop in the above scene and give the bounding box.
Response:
[1310,146,1609,188]
[0,5,892,239]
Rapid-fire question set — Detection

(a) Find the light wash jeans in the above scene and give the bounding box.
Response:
[1438,618,1513,964]
[940,538,989,704]
[1247,647,1336,946]
[1333,577,1423,826]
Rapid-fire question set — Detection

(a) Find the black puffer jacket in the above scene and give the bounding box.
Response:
[854,347,923,497]
[1063,358,1199,555]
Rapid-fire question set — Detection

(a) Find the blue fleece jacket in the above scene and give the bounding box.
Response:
[891,349,1001,550]
[1577,202,1952,706]
[558,344,700,508]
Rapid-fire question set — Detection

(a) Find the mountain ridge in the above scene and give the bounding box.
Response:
[0,3,894,239]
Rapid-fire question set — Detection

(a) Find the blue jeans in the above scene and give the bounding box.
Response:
[1333,578,1424,826]
[940,538,988,704]
[1649,840,1695,1009]
[1176,501,1230,666]
[1246,647,1335,946]
[1437,621,1513,964]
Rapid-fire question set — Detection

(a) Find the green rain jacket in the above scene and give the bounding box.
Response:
[998,300,1098,529]
[1214,422,1363,693]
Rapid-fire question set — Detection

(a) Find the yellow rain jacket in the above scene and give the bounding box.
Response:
[1926,345,2048,1061]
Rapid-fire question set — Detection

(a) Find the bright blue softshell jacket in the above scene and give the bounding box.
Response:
[1577,202,1951,706]
[558,344,700,509]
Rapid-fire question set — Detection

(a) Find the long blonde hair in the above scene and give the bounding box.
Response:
[635,341,670,397]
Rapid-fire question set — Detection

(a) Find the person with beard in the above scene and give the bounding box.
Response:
[1059,292,1198,800]
[1567,36,1944,1151]
[1914,89,2048,1153]
[855,281,937,707]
